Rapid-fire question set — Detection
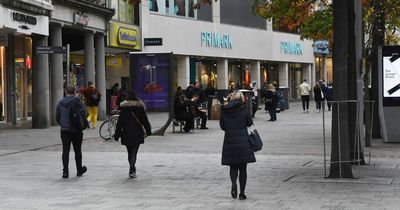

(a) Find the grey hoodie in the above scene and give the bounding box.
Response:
[56,95,87,132]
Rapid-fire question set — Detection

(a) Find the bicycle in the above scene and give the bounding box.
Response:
[99,110,119,140]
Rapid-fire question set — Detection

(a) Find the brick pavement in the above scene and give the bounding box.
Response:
[1,102,400,209]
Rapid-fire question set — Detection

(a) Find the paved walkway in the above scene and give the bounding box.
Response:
[1,102,400,209]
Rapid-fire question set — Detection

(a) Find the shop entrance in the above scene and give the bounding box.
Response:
[289,63,303,100]
[14,36,32,121]
[0,46,5,122]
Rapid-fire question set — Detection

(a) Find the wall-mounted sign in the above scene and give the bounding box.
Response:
[36,46,66,54]
[12,12,37,25]
[74,12,89,26]
[144,38,163,46]
[201,32,232,49]
[106,56,123,66]
[281,41,303,55]
[314,40,329,55]
[109,22,141,50]
[118,27,137,46]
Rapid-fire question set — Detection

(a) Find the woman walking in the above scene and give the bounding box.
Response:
[265,84,278,121]
[313,82,323,112]
[114,91,151,178]
[220,91,255,200]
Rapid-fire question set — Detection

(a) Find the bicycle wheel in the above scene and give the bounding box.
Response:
[99,120,111,140]
[108,115,119,139]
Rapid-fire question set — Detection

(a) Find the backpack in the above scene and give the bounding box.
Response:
[69,102,89,131]
[89,92,100,103]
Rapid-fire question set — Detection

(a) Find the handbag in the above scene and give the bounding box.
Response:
[130,112,148,138]
[248,126,263,152]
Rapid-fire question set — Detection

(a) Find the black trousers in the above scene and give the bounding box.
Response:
[61,130,83,172]
[126,145,140,173]
[229,163,247,195]
[301,95,310,110]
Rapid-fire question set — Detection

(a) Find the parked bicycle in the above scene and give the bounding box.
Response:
[99,110,119,140]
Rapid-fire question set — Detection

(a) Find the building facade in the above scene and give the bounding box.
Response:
[139,0,315,106]
[0,0,53,127]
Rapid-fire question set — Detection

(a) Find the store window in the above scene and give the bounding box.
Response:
[150,0,197,19]
[289,63,302,100]
[191,59,217,89]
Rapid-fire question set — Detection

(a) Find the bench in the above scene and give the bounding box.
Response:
[172,119,185,133]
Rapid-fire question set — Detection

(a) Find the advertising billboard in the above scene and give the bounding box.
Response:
[130,53,171,111]
[382,46,400,106]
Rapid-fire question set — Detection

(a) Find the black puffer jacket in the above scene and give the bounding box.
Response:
[220,100,255,165]
[114,100,152,146]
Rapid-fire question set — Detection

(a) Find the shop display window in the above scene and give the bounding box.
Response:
[0,47,5,122]
[193,60,217,89]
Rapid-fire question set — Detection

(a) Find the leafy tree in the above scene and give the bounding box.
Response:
[253,0,400,178]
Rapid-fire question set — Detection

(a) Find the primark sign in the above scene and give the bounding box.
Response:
[201,32,232,49]
[281,41,303,55]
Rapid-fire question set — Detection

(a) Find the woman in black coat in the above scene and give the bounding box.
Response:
[220,91,255,200]
[313,83,323,112]
[114,91,152,178]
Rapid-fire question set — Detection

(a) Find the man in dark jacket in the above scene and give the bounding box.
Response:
[56,86,88,179]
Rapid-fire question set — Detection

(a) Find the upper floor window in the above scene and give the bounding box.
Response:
[111,0,135,24]
[150,0,197,19]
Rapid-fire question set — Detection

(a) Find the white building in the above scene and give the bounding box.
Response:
[138,0,315,104]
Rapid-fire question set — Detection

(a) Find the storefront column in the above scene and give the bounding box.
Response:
[302,63,313,86]
[278,63,289,87]
[177,56,189,88]
[95,33,106,120]
[217,58,228,89]
[32,35,50,128]
[50,24,63,125]
[84,32,95,86]
[6,34,16,125]
[250,61,261,87]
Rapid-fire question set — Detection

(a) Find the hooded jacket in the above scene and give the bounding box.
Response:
[220,100,255,165]
[56,95,87,132]
[114,100,152,146]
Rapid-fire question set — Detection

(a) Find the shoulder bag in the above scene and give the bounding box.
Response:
[248,125,263,152]
[131,112,148,138]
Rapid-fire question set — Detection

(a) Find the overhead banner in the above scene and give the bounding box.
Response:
[109,21,141,50]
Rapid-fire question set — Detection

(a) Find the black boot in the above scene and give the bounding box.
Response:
[77,165,87,177]
[62,169,69,179]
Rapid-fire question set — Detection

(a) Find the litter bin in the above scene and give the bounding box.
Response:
[210,98,221,120]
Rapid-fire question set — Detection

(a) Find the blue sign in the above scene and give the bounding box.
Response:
[201,32,232,49]
[281,41,303,55]
[314,40,329,55]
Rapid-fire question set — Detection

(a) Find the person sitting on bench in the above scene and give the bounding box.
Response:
[174,93,194,133]
[190,94,208,129]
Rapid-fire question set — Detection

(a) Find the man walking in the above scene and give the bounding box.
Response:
[56,86,88,178]
[299,79,311,113]
[82,81,101,128]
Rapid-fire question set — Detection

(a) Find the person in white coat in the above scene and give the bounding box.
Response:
[299,79,311,113]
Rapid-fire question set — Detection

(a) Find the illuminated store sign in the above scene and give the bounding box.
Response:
[109,22,141,50]
[12,12,37,25]
[201,32,232,49]
[118,27,137,46]
[281,41,303,55]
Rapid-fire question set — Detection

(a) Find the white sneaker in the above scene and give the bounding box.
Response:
[129,172,137,178]
[317,110,320,113]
